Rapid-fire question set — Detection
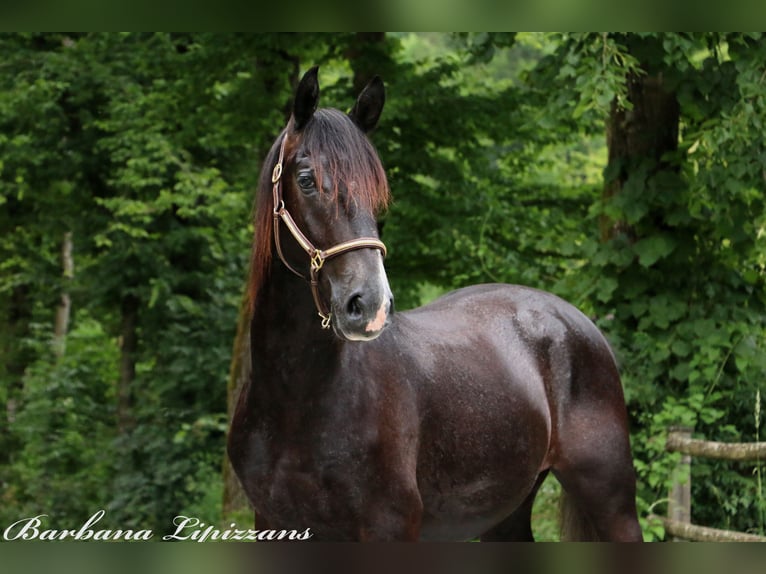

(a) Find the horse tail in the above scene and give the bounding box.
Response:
[559,489,600,541]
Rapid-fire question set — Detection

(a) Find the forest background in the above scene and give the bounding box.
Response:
[1,32,765,541]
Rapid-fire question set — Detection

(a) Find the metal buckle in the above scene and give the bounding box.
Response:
[319,313,332,329]
[271,162,282,183]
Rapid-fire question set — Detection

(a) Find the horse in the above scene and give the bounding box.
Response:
[227,66,643,541]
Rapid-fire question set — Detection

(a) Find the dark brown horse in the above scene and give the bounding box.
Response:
[228,67,643,541]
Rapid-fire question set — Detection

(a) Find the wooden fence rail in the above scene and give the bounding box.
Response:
[650,515,766,542]
[666,430,766,462]
[652,426,766,542]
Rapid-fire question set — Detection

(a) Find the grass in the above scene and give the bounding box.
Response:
[531,475,562,541]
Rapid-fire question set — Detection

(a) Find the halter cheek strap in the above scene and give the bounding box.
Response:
[271,133,387,329]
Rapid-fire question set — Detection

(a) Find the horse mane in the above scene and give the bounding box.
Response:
[247,109,390,313]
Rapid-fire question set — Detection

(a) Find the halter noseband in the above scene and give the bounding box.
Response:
[271,133,387,329]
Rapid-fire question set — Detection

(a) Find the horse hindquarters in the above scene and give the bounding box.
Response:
[551,409,643,542]
[502,289,644,542]
[549,352,643,541]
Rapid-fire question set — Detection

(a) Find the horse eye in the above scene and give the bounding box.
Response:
[297,174,316,193]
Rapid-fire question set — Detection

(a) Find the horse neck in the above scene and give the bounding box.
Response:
[249,261,340,402]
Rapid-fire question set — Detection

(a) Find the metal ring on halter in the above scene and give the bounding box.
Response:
[271,162,282,184]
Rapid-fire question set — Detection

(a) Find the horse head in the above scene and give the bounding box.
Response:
[271,67,393,341]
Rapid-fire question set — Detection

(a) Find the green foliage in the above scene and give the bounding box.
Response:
[1,33,765,541]
[536,32,766,537]
[1,315,118,525]
[0,33,263,533]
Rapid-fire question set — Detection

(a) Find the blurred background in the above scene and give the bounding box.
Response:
[1,33,765,541]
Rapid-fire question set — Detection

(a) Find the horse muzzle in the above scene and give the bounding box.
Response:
[333,289,394,342]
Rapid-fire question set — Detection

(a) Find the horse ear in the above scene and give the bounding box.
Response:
[349,76,385,133]
[293,66,320,131]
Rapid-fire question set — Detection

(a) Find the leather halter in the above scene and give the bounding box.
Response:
[271,133,387,329]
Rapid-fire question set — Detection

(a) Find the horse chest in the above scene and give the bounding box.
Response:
[245,424,372,530]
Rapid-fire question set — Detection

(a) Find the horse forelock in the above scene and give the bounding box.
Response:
[247,109,389,314]
[299,109,390,213]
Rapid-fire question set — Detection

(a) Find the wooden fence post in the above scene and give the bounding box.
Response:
[667,425,693,540]
[654,424,766,541]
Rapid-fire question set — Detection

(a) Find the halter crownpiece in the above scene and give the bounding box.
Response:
[270,133,387,329]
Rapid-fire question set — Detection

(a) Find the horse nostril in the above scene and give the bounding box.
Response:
[347,294,363,318]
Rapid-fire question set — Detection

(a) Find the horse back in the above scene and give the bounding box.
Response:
[396,282,622,405]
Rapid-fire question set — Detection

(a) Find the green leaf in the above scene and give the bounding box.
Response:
[595,277,618,303]
[671,338,692,358]
[633,234,677,267]
[670,362,691,382]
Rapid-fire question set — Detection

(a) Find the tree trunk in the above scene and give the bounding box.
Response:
[53,231,74,358]
[345,32,388,95]
[255,45,300,124]
[222,294,253,519]
[344,32,392,240]
[602,68,680,241]
[117,294,138,435]
[0,284,30,468]
[1,284,31,427]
